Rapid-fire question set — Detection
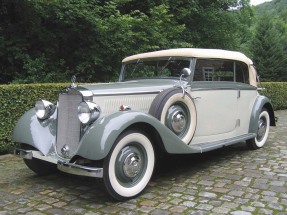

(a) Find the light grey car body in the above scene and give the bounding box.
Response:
[13,48,276,200]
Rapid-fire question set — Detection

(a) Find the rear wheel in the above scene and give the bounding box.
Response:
[103,131,155,201]
[247,108,270,150]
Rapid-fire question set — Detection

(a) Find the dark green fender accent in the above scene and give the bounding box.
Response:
[12,108,56,155]
[76,111,201,160]
[248,95,276,134]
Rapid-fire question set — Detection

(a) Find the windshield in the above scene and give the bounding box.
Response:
[121,58,191,81]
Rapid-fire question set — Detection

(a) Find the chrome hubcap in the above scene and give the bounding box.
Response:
[123,153,142,178]
[115,144,147,187]
[166,104,189,137]
[257,118,266,141]
[171,111,186,133]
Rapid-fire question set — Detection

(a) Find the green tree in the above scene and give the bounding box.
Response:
[250,12,287,81]
[0,0,254,84]
[165,0,253,49]
[0,0,189,83]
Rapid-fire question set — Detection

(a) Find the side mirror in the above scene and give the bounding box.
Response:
[180,68,191,78]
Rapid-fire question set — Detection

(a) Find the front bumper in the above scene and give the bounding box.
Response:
[14,148,103,178]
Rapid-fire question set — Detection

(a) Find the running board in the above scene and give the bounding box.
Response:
[190,133,256,153]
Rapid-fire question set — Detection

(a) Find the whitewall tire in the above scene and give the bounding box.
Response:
[149,88,197,144]
[247,108,270,150]
[103,131,155,201]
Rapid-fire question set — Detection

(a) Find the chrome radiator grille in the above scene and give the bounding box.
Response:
[56,93,82,158]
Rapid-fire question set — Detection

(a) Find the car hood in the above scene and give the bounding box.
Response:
[79,79,184,95]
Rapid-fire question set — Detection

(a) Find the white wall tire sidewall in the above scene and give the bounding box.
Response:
[255,110,270,148]
[160,93,196,144]
[108,133,154,198]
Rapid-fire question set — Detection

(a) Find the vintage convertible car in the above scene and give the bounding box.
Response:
[13,48,276,200]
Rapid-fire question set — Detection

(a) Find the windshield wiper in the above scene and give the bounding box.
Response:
[158,57,173,75]
[130,59,142,77]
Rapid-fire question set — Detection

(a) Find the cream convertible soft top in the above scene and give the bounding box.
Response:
[122,48,257,87]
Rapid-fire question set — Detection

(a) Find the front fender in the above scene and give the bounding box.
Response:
[76,111,201,160]
[249,95,275,134]
[12,108,56,155]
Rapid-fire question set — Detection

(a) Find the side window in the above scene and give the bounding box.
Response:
[203,67,214,81]
[194,59,234,82]
[193,59,249,83]
[235,62,249,84]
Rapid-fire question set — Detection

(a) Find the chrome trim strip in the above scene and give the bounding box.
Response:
[190,82,257,91]
[57,160,103,178]
[14,148,57,164]
[190,87,254,91]
[93,90,161,96]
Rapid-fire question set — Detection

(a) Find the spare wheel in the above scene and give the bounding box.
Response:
[149,88,197,144]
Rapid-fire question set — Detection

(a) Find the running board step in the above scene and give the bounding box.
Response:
[190,133,256,153]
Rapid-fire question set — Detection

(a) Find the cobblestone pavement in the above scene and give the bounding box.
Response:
[0,110,287,215]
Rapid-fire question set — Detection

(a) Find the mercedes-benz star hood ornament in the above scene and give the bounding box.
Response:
[70,75,77,88]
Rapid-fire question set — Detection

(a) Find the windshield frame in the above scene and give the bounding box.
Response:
[119,57,193,82]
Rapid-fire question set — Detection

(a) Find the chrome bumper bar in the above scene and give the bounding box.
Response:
[14,148,103,178]
[14,148,33,159]
[57,160,103,178]
[14,148,57,164]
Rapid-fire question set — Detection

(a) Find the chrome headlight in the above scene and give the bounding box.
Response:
[35,100,56,120]
[78,101,101,124]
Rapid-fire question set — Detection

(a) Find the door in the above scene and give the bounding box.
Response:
[190,59,239,144]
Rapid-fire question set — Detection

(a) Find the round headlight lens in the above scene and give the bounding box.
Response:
[35,100,55,120]
[78,101,101,124]
[78,102,91,124]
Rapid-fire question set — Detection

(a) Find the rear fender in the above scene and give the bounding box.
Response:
[76,111,201,160]
[249,95,276,134]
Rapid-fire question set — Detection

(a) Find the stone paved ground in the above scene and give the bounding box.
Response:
[0,110,287,215]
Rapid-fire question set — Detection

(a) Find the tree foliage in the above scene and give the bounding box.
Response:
[0,0,253,84]
[250,0,287,81]
[250,13,287,81]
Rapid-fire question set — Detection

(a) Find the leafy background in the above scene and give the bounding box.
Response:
[0,0,286,84]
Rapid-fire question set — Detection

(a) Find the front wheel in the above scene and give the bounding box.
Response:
[23,158,57,176]
[103,131,155,201]
[247,108,270,150]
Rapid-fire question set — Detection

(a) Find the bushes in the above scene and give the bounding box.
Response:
[0,83,68,154]
[0,82,287,154]
[260,82,287,110]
